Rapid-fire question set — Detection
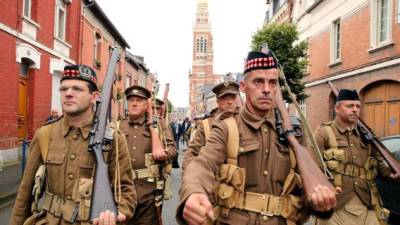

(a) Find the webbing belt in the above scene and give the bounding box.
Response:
[133,168,160,180]
[236,192,284,216]
[42,191,80,222]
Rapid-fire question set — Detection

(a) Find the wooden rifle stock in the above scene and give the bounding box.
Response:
[328,81,400,174]
[275,87,335,201]
[161,83,170,121]
[89,47,120,220]
[146,81,165,225]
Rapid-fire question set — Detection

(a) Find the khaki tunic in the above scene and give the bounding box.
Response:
[119,115,176,203]
[182,109,219,170]
[314,118,391,209]
[10,116,136,225]
[177,106,305,225]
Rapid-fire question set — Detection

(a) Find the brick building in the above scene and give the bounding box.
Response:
[0,0,81,151]
[80,0,130,119]
[189,0,223,117]
[264,0,400,137]
[292,0,400,137]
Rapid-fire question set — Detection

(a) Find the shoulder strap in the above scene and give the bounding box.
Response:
[223,117,239,165]
[324,125,338,149]
[37,124,53,162]
[202,119,211,141]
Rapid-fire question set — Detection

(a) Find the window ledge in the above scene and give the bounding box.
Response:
[329,60,342,67]
[22,16,40,28]
[54,37,72,48]
[368,41,394,53]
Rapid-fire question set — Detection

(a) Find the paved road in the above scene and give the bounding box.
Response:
[162,141,185,225]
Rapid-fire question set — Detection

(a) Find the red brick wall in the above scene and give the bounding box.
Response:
[307,4,400,82]
[0,0,81,149]
[0,33,19,149]
[305,3,400,130]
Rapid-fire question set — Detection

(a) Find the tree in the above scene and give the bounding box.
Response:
[167,100,174,114]
[251,23,308,103]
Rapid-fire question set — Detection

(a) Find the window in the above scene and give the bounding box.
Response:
[371,0,392,47]
[20,58,33,76]
[379,0,389,42]
[94,33,101,61]
[331,19,341,63]
[398,0,400,23]
[55,0,67,40]
[23,0,32,18]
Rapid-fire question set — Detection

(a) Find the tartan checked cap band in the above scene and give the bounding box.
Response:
[243,51,278,75]
[62,64,97,89]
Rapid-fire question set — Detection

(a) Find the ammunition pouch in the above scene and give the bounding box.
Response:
[323,126,377,187]
[370,182,390,225]
[40,178,93,223]
[163,163,172,200]
[31,165,46,212]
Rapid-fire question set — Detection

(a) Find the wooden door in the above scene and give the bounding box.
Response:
[362,81,400,137]
[17,77,28,139]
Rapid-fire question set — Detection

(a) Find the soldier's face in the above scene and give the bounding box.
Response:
[127,96,148,118]
[60,79,98,117]
[335,100,361,124]
[240,69,278,115]
[217,93,238,113]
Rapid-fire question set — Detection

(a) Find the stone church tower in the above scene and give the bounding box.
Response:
[189,0,222,117]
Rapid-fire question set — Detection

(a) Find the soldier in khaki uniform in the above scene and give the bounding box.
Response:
[182,81,240,170]
[313,89,400,225]
[119,85,177,225]
[177,51,336,225]
[10,65,136,225]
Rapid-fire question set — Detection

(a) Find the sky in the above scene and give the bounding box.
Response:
[96,0,267,107]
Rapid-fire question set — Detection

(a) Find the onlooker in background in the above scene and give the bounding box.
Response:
[180,117,191,146]
[45,109,60,122]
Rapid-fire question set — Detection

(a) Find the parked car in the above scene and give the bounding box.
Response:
[377,135,400,225]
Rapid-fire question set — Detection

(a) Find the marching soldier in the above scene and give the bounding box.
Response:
[10,64,136,225]
[177,51,336,225]
[313,89,400,225]
[181,81,240,170]
[119,85,177,225]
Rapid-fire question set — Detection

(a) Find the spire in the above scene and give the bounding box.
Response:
[198,0,208,4]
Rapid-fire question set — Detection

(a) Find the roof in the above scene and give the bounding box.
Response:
[125,51,149,73]
[84,0,130,48]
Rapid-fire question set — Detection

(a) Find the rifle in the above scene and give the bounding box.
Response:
[261,44,336,202]
[89,47,120,220]
[161,83,170,121]
[274,85,336,202]
[146,80,166,225]
[327,81,400,174]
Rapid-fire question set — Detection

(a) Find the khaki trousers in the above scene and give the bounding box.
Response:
[315,196,379,225]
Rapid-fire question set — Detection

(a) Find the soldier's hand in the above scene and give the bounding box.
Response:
[183,193,214,225]
[390,172,400,181]
[309,185,337,212]
[92,211,126,225]
[92,210,117,225]
[152,148,168,161]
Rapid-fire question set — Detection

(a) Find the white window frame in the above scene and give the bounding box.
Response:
[330,18,341,64]
[23,0,32,18]
[370,0,393,48]
[397,0,400,23]
[55,0,67,40]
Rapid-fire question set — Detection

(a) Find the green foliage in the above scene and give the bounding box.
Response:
[167,100,174,114]
[251,23,308,102]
